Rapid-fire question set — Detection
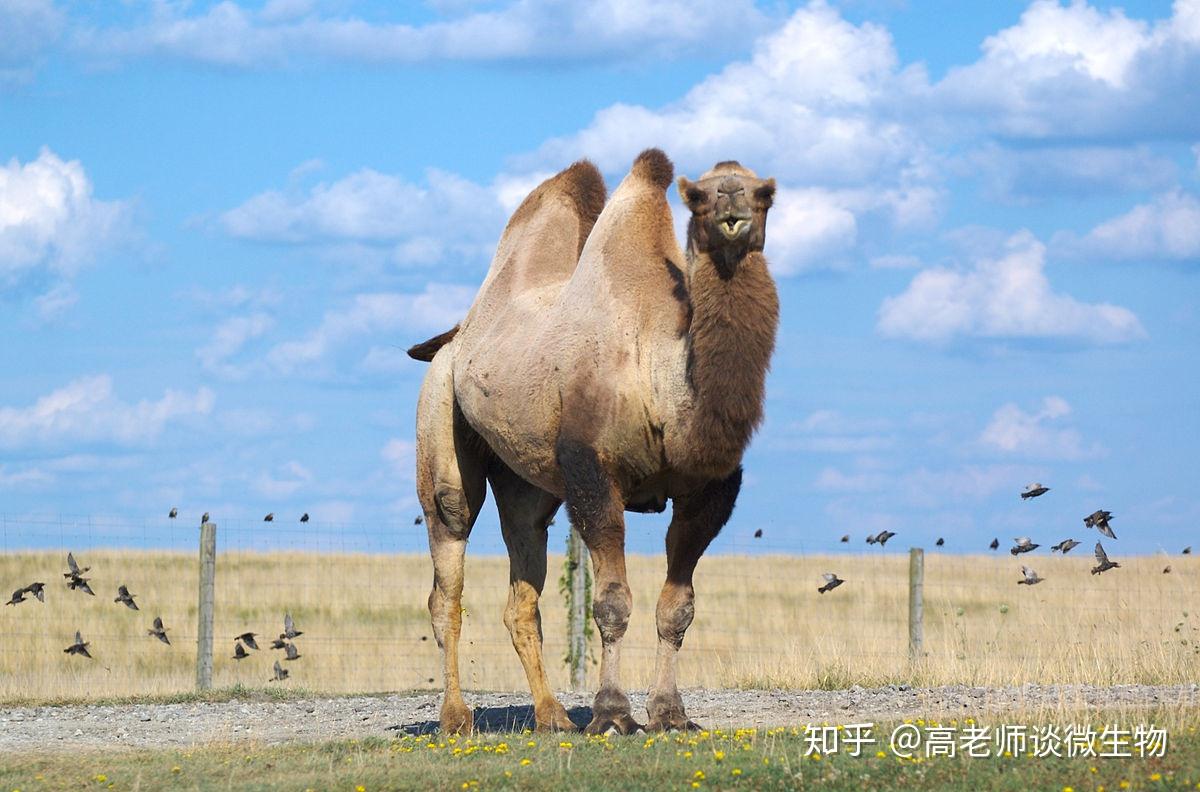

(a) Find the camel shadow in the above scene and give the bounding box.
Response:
[390,704,593,735]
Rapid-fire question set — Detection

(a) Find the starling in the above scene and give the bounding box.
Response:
[1051,539,1081,554]
[270,660,289,682]
[270,636,287,650]
[865,533,878,545]
[1010,537,1039,555]
[23,582,45,602]
[989,538,1000,551]
[67,574,94,596]
[936,537,945,547]
[1184,547,1193,555]
[283,642,302,661]
[1083,510,1116,539]
[235,632,259,651]
[169,507,178,519]
[1164,566,1172,574]
[5,588,26,606]
[148,616,171,645]
[64,630,92,658]
[1021,483,1049,500]
[817,573,844,594]
[201,512,210,526]
[232,642,249,661]
[300,513,309,523]
[1018,566,1044,585]
[1091,542,1120,575]
[264,513,274,522]
[114,585,138,610]
[876,530,896,546]
[414,515,424,526]
[839,534,849,543]
[63,552,90,579]
[753,528,763,539]
[283,613,303,639]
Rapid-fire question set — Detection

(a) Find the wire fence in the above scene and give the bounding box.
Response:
[1,513,1197,703]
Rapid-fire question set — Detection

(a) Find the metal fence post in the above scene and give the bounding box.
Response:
[567,527,590,692]
[908,546,924,664]
[196,521,216,691]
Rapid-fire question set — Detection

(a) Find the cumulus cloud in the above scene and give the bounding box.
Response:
[266,283,474,375]
[979,395,1098,459]
[0,375,215,450]
[0,148,131,298]
[877,231,1145,345]
[72,0,768,67]
[1071,190,1200,261]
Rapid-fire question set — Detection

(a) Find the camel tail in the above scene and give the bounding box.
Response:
[407,324,461,362]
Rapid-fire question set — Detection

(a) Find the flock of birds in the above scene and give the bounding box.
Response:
[804,482,1190,594]
[168,507,426,527]
[5,550,305,682]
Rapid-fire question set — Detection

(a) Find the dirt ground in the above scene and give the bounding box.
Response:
[1,683,1196,754]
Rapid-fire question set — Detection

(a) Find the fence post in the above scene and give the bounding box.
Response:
[567,527,590,692]
[908,546,924,664]
[196,521,216,691]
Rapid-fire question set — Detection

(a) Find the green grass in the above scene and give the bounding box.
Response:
[4,717,1199,791]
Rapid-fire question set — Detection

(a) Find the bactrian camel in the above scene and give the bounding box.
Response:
[410,149,779,734]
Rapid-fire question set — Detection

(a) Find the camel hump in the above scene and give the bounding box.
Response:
[558,159,607,227]
[631,148,674,190]
[407,324,460,362]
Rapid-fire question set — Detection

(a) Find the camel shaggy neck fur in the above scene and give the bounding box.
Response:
[413,149,778,734]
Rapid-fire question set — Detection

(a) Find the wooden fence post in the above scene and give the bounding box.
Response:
[908,546,924,664]
[567,527,590,692]
[196,521,216,691]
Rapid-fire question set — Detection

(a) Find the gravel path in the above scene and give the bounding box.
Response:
[1,684,1195,754]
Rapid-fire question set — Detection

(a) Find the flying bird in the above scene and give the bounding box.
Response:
[283,642,302,661]
[414,515,424,526]
[990,538,1000,551]
[817,573,844,594]
[1010,537,1039,555]
[235,632,259,650]
[1083,510,1116,539]
[270,636,287,650]
[64,631,92,658]
[1184,547,1193,555]
[1021,483,1050,500]
[300,513,309,523]
[232,642,249,661]
[63,552,90,579]
[270,660,289,682]
[23,582,45,602]
[264,513,274,522]
[1164,565,1172,574]
[282,613,303,639]
[114,585,138,610]
[148,616,171,645]
[67,574,94,596]
[1018,566,1044,585]
[169,507,178,519]
[753,529,763,539]
[865,533,877,545]
[839,534,849,543]
[201,512,210,525]
[936,537,945,547]
[876,530,896,546]
[1051,539,1081,554]
[5,588,26,606]
[1091,542,1120,575]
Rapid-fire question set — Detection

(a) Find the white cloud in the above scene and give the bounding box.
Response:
[266,284,474,375]
[770,409,893,453]
[197,312,275,378]
[877,231,1145,345]
[0,463,54,490]
[870,254,922,270]
[979,396,1097,459]
[0,375,215,450]
[0,0,62,82]
[0,148,131,296]
[254,460,313,499]
[1073,190,1200,261]
[72,0,768,67]
[971,144,1178,200]
[381,438,415,481]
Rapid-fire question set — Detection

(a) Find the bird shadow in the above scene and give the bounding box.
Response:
[389,704,592,735]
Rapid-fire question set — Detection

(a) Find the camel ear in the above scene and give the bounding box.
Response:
[753,178,776,208]
[677,177,707,211]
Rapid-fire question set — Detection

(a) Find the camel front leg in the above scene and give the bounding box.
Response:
[647,467,742,732]
[556,438,641,735]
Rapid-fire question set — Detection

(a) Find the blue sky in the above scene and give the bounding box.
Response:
[1,0,1197,557]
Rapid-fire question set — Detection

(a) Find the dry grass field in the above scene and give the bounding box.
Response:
[1,549,1197,703]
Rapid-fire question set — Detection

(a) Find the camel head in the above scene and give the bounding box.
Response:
[677,161,775,278]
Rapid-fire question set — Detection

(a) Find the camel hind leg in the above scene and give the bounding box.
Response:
[417,351,487,734]
[488,462,576,731]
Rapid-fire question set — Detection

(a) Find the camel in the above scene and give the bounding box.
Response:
[411,149,779,734]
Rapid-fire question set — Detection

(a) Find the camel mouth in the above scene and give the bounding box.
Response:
[718,217,750,240]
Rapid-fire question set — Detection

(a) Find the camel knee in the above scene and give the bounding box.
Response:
[593,581,632,643]
[503,585,543,643]
[434,485,474,538]
[656,585,695,649]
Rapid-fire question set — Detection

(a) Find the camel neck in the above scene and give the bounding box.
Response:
[671,248,779,478]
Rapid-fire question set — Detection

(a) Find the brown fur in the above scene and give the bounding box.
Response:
[631,148,674,190]
[407,325,460,362]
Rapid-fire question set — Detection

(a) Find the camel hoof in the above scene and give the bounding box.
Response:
[440,702,474,734]
[584,712,643,736]
[647,718,702,733]
[535,704,579,732]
